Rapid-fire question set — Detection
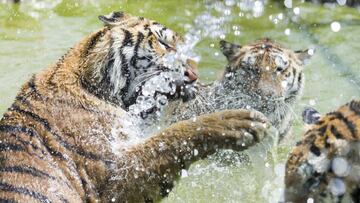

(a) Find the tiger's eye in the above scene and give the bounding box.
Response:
[276,66,284,72]
[159,40,171,50]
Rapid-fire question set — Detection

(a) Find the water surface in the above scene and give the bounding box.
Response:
[1,0,360,202]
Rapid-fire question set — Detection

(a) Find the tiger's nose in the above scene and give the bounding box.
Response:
[184,69,198,82]
[185,58,198,82]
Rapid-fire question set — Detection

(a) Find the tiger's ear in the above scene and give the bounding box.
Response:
[98,11,125,26]
[302,106,321,125]
[220,40,242,61]
[295,49,314,65]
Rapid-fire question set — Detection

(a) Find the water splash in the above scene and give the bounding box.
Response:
[121,0,242,137]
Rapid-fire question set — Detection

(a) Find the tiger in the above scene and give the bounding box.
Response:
[284,101,360,202]
[168,38,313,141]
[0,11,271,203]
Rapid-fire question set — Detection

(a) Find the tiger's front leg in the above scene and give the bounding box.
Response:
[101,109,272,202]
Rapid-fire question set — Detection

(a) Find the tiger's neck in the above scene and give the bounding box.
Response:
[77,27,131,108]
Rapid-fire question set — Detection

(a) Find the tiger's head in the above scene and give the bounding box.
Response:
[285,101,360,203]
[82,11,198,117]
[219,38,312,106]
[217,39,313,138]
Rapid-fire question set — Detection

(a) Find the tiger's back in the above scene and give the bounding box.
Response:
[0,31,122,202]
[285,101,360,202]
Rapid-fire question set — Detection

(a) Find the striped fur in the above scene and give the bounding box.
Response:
[0,12,271,202]
[285,101,360,202]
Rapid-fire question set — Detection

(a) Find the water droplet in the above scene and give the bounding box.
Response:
[332,157,350,177]
[224,9,231,16]
[307,198,314,203]
[181,169,188,177]
[194,149,199,156]
[308,49,315,56]
[284,0,292,8]
[337,0,347,6]
[331,21,341,32]
[293,7,300,15]
[328,178,346,196]
[253,1,264,17]
[284,28,291,36]
[225,72,233,78]
[225,0,235,6]
[309,99,316,106]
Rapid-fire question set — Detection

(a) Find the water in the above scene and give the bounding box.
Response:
[1,0,360,202]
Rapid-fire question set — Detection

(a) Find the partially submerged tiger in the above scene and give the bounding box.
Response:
[285,101,360,202]
[169,38,313,141]
[0,11,271,202]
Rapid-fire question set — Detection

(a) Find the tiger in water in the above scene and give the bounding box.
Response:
[0,11,270,202]
[285,102,360,202]
[169,38,313,141]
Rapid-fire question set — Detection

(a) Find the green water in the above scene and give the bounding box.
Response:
[1,1,360,202]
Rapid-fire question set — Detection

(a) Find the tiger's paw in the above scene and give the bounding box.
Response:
[194,109,272,147]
